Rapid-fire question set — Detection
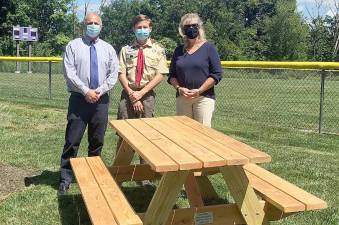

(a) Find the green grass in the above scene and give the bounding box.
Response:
[0,71,338,225]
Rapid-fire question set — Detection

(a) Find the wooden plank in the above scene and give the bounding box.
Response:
[126,119,202,170]
[220,165,269,225]
[262,201,296,221]
[70,158,118,225]
[110,120,179,172]
[108,164,160,182]
[161,117,249,165]
[140,201,287,224]
[108,165,222,183]
[142,118,225,168]
[245,171,305,213]
[193,167,219,176]
[143,171,189,225]
[86,157,142,225]
[175,116,271,163]
[113,139,135,166]
[244,164,328,211]
[184,172,204,207]
[165,204,247,225]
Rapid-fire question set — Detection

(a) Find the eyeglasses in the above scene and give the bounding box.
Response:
[183,24,199,29]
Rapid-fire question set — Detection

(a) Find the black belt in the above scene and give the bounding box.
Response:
[70,92,108,98]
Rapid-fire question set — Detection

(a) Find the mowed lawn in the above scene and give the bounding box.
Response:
[0,71,338,225]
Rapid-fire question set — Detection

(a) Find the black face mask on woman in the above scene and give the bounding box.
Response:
[184,26,199,39]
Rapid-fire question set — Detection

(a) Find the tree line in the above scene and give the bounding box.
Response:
[1,0,338,61]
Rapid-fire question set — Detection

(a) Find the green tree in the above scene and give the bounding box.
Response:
[264,0,308,60]
[307,16,335,61]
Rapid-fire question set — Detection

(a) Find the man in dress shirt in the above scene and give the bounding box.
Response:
[59,12,119,194]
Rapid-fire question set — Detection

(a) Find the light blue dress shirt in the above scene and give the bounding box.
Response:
[63,36,119,96]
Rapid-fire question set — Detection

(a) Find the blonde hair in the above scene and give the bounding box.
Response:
[179,13,206,47]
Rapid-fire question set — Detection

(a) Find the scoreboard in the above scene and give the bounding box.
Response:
[13,26,38,41]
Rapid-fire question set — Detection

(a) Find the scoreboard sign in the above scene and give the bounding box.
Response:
[13,26,38,41]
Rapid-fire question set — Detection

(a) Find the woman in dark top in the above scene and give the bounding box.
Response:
[168,13,222,127]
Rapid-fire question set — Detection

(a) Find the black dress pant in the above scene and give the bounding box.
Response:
[60,92,109,185]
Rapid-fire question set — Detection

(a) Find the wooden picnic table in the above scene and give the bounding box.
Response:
[71,116,327,225]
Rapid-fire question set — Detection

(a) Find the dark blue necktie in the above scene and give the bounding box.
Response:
[90,42,99,89]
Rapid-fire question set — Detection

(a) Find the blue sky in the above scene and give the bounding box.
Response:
[76,0,337,20]
[297,0,337,18]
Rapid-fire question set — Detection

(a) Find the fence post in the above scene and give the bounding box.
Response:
[27,42,32,73]
[48,61,52,99]
[318,70,326,134]
[15,41,20,73]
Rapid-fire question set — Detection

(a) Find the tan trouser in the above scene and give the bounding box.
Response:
[176,96,215,127]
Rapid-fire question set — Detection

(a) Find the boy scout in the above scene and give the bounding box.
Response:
[118,14,168,120]
[117,15,168,175]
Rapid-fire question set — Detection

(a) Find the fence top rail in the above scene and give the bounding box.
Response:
[0,56,62,62]
[1,56,339,70]
[220,61,339,71]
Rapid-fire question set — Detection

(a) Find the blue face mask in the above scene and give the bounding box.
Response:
[135,28,151,41]
[86,24,101,38]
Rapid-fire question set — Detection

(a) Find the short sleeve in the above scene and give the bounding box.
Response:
[118,46,127,74]
[208,43,223,85]
[157,47,169,74]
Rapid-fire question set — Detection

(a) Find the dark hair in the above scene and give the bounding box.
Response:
[132,14,152,28]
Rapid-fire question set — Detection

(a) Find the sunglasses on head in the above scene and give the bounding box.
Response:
[183,24,199,29]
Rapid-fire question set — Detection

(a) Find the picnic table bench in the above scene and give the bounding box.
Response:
[70,116,327,225]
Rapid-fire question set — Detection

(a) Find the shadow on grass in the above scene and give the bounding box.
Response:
[58,194,91,225]
[24,170,60,190]
[24,172,228,224]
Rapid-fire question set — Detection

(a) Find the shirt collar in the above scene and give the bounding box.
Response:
[133,38,153,48]
[83,35,100,45]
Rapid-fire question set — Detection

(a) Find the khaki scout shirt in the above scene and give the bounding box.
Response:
[119,38,169,89]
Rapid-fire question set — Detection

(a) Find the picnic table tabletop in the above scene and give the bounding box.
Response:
[109,116,271,173]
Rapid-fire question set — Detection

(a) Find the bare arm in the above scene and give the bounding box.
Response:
[129,73,164,102]
[119,71,134,95]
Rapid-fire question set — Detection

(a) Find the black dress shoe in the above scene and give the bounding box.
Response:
[58,183,69,195]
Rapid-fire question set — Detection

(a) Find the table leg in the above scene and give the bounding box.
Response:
[143,170,189,225]
[112,139,135,166]
[195,176,219,200]
[220,165,269,225]
[184,172,204,207]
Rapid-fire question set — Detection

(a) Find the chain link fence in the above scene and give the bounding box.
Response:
[0,60,338,134]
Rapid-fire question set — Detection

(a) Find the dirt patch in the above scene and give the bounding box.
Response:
[0,164,35,201]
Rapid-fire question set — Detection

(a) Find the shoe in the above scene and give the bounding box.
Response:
[58,183,69,195]
[140,180,156,189]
